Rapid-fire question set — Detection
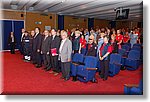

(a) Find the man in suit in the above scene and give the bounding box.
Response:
[49,28,61,76]
[41,30,51,71]
[32,27,42,68]
[20,28,25,55]
[59,30,72,81]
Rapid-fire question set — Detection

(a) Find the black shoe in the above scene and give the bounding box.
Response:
[45,69,50,72]
[36,65,42,68]
[72,76,77,82]
[103,77,108,81]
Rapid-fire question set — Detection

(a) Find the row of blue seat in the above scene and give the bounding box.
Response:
[70,43,143,83]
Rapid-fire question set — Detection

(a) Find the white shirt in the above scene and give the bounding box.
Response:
[59,38,67,54]
[44,35,48,41]
[34,33,39,38]
[52,35,56,40]
[21,33,25,42]
[12,37,14,42]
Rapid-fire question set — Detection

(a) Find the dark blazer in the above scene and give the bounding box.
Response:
[50,35,61,54]
[86,42,97,57]
[8,35,17,44]
[33,33,42,52]
[41,36,51,54]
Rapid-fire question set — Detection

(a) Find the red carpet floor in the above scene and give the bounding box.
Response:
[2,51,143,95]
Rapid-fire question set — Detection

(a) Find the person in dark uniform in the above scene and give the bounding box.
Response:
[8,32,16,54]
[49,28,61,76]
[22,31,30,62]
[99,35,112,81]
[32,27,42,68]
[86,34,97,57]
[29,30,35,62]
[41,30,51,71]
[20,28,25,55]
[72,30,81,54]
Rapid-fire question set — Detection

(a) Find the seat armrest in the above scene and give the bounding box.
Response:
[124,84,139,88]
[86,68,97,70]
[71,62,80,66]
[113,63,122,66]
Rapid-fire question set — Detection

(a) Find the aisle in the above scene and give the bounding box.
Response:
[2,51,142,95]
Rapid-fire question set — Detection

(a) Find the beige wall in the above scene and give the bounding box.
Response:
[2,10,56,32]
[64,16,88,30]
[94,19,110,29]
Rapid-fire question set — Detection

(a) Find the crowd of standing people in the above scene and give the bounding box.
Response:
[8,27,143,81]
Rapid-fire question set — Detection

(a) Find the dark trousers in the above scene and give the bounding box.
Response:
[35,51,42,66]
[100,60,109,79]
[51,55,59,72]
[20,42,24,55]
[42,53,51,69]
[74,50,79,54]
[10,42,15,54]
[61,62,70,79]
[32,51,36,63]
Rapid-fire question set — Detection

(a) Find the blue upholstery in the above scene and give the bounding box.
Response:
[118,49,127,66]
[122,45,130,51]
[124,43,131,48]
[109,54,122,76]
[124,80,143,95]
[124,50,140,70]
[133,43,142,48]
[70,53,84,76]
[76,56,97,82]
[131,46,141,53]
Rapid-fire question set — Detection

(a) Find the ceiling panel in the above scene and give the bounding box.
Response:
[1,0,143,21]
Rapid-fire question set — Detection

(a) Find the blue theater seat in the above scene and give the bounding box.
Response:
[70,53,84,77]
[124,50,140,70]
[76,56,98,82]
[124,80,143,95]
[109,54,122,76]
[118,49,127,67]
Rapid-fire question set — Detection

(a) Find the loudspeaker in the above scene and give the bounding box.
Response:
[50,16,52,19]
[21,14,24,17]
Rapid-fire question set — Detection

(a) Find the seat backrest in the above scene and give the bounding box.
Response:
[128,50,140,60]
[131,46,141,52]
[110,54,121,64]
[72,53,84,63]
[139,79,143,91]
[124,43,131,48]
[84,56,97,68]
[118,49,126,56]
[122,45,130,51]
[133,43,142,47]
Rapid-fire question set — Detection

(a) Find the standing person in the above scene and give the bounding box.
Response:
[97,32,104,55]
[8,32,16,54]
[41,30,51,71]
[20,28,25,55]
[116,30,123,49]
[123,32,130,44]
[79,35,86,54]
[129,30,138,48]
[22,31,30,62]
[99,35,112,81]
[72,30,81,54]
[59,30,72,81]
[32,27,42,68]
[49,28,61,76]
[29,30,35,62]
[86,34,97,57]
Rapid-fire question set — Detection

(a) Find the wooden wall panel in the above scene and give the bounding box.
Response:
[94,19,110,29]
[64,16,88,30]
